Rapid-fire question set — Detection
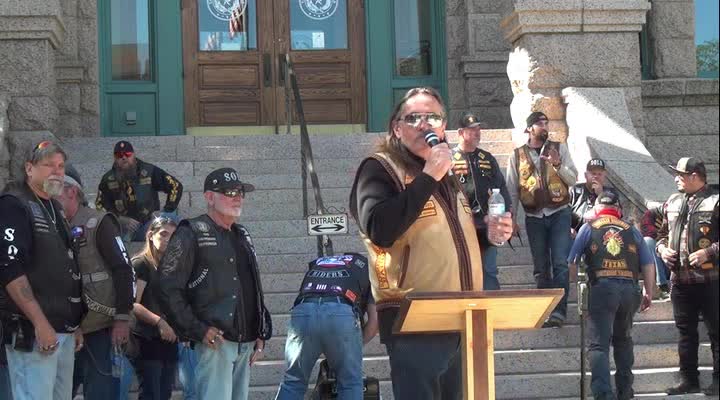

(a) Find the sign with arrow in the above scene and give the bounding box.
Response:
[307,213,348,236]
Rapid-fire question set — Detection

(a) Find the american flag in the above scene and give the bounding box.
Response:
[229,3,244,40]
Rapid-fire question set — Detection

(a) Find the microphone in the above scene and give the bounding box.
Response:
[424,131,453,176]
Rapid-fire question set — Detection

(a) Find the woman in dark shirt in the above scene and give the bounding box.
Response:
[131,217,178,400]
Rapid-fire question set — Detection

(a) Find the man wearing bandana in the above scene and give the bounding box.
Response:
[657,157,719,396]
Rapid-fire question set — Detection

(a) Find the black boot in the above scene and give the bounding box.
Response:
[666,380,701,395]
[703,377,719,396]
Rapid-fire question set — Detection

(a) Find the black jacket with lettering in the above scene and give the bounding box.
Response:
[296,253,373,315]
[155,214,271,343]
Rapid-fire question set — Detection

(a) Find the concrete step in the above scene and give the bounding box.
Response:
[243,368,715,400]
[259,321,706,361]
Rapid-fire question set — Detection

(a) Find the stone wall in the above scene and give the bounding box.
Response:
[55,0,100,137]
[0,92,9,189]
[646,0,697,78]
[446,0,514,129]
[642,78,719,183]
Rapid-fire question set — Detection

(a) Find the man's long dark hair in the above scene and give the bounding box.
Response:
[376,87,446,177]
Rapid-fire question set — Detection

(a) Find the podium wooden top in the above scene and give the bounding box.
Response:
[393,289,564,334]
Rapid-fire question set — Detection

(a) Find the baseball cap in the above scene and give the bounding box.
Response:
[526,112,548,127]
[203,168,255,193]
[586,158,606,171]
[64,164,83,188]
[113,140,134,154]
[669,157,706,176]
[458,113,481,129]
[597,190,620,206]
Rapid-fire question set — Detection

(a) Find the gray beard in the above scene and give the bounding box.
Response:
[117,166,138,182]
[43,179,63,197]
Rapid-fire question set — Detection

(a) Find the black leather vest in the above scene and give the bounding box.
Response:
[296,254,370,313]
[103,160,159,223]
[666,188,719,270]
[0,183,83,332]
[584,215,640,283]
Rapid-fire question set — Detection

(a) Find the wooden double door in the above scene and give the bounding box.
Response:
[182,0,366,129]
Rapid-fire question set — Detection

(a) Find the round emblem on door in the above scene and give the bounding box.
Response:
[299,0,339,20]
[207,0,247,21]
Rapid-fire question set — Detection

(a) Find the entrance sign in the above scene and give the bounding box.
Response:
[307,213,348,235]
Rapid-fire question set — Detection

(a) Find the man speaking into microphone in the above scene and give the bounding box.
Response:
[349,87,513,400]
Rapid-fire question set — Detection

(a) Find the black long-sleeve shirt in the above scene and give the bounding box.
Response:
[94,214,135,317]
[351,158,459,248]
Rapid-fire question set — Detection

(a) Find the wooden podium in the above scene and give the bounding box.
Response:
[392,289,564,400]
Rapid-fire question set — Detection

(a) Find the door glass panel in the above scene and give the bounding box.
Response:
[110,0,152,81]
[198,0,257,51]
[290,0,347,50]
[393,0,432,77]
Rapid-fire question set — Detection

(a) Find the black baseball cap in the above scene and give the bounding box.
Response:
[597,190,620,206]
[587,158,606,171]
[203,168,255,193]
[113,140,134,153]
[64,163,83,188]
[669,157,706,177]
[459,112,481,129]
[526,112,548,127]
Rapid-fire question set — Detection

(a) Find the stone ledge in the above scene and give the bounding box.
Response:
[55,63,84,83]
[501,0,650,43]
[642,78,720,107]
[0,16,65,49]
[461,52,510,77]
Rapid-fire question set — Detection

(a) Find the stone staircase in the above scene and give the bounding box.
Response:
[62,132,713,399]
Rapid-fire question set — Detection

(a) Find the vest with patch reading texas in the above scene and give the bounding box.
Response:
[584,215,640,282]
[359,153,483,309]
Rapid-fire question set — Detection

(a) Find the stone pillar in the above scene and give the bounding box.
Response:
[0,0,65,132]
[646,0,697,78]
[500,0,651,143]
[0,92,9,188]
[446,0,514,128]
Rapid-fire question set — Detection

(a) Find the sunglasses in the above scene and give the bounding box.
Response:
[35,141,52,151]
[399,113,445,128]
[114,151,134,159]
[220,189,245,199]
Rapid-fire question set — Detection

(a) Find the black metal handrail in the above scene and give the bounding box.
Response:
[285,54,334,257]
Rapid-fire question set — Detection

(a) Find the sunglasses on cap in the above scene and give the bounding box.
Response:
[114,151,134,159]
[399,113,445,129]
[219,188,246,199]
[35,141,52,151]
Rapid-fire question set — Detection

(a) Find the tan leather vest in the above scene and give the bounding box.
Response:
[515,142,570,212]
[71,206,119,333]
[359,153,483,308]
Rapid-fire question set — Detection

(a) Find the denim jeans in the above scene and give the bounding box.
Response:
[177,343,198,400]
[384,332,462,400]
[275,300,363,400]
[117,356,135,400]
[671,280,720,382]
[5,332,75,400]
[0,361,12,400]
[73,328,117,400]
[526,207,572,319]
[136,359,177,400]
[195,338,254,400]
[587,278,641,399]
[643,237,669,287]
[482,245,500,290]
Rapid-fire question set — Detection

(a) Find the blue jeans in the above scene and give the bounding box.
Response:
[275,300,363,400]
[526,207,572,320]
[643,237,669,287]
[177,343,198,400]
[117,356,135,400]
[0,361,12,400]
[5,332,75,400]
[587,279,641,399]
[385,332,462,400]
[195,339,254,400]
[73,328,117,400]
[482,245,500,290]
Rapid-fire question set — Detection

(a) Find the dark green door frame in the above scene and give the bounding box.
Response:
[365,0,447,132]
[98,0,184,136]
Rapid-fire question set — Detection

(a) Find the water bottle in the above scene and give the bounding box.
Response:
[111,345,124,378]
[488,188,506,246]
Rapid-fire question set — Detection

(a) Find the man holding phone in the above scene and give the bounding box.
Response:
[569,158,619,236]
